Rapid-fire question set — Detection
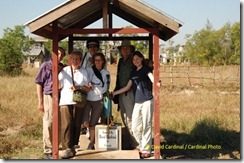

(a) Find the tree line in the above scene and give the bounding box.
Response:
[0,21,240,76]
[172,21,240,66]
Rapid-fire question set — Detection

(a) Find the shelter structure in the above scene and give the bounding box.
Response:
[24,36,50,68]
[26,0,182,159]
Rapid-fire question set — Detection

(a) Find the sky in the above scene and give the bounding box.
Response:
[0,0,241,46]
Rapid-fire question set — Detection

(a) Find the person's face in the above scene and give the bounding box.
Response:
[120,46,131,58]
[58,50,64,62]
[132,55,143,67]
[94,56,103,69]
[71,54,82,68]
[88,45,99,55]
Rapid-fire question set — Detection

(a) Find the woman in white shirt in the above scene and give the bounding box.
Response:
[82,52,110,150]
[58,51,90,158]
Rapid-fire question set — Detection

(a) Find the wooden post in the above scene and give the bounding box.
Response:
[201,66,203,86]
[108,2,113,39]
[153,34,160,159]
[170,66,173,88]
[52,21,59,159]
[103,0,108,29]
[213,66,216,85]
[68,35,73,66]
[149,34,153,61]
[187,66,191,86]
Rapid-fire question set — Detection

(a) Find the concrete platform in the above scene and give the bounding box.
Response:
[58,127,158,159]
[71,134,140,159]
[72,149,140,159]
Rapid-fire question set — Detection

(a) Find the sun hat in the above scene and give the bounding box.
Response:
[117,39,135,52]
[86,39,100,48]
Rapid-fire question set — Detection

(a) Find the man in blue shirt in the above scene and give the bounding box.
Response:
[35,47,65,159]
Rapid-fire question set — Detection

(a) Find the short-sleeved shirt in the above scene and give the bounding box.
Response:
[58,66,89,105]
[86,67,110,101]
[118,56,133,88]
[35,60,53,95]
[81,52,92,68]
[130,66,153,103]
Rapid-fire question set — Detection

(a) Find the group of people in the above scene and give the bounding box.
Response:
[35,39,159,159]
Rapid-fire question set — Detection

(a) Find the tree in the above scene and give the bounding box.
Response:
[166,39,175,62]
[229,22,240,64]
[184,21,240,66]
[0,25,33,76]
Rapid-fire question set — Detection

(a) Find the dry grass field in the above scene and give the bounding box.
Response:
[0,64,240,159]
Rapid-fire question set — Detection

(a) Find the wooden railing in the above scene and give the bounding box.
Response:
[159,65,240,87]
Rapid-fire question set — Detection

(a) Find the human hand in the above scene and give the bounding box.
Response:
[38,104,44,112]
[88,57,93,64]
[156,80,162,87]
[70,85,75,90]
[88,83,94,90]
[111,91,115,97]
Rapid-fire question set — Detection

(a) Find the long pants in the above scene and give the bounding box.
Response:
[43,95,53,154]
[132,99,154,154]
[82,100,103,145]
[60,104,84,149]
[43,95,61,153]
[119,90,138,149]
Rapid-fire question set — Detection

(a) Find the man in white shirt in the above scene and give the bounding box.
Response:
[81,39,100,68]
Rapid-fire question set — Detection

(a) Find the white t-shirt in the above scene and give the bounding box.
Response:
[86,67,110,101]
[81,52,93,68]
[58,66,89,105]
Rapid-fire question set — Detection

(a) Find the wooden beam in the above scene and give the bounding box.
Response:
[118,0,179,33]
[72,36,150,41]
[28,0,90,32]
[103,0,108,28]
[149,34,153,60]
[153,31,160,160]
[52,21,59,159]
[108,4,113,39]
[57,28,158,35]
[68,35,73,66]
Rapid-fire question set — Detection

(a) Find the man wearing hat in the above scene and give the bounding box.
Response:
[114,39,138,150]
[81,39,100,68]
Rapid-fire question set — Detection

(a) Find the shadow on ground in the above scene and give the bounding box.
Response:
[154,119,240,159]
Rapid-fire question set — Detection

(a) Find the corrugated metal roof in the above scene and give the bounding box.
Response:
[25,0,182,41]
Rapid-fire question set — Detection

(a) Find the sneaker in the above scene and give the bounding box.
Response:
[140,153,150,158]
[43,153,53,159]
[71,147,77,155]
[73,145,80,149]
[80,127,87,134]
[87,143,95,150]
[60,148,75,159]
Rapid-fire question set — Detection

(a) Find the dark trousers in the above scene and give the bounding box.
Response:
[60,104,84,149]
[82,100,103,144]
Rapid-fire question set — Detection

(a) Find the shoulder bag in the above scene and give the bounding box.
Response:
[71,66,87,104]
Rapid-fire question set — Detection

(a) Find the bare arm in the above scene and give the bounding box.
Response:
[112,80,132,96]
[148,72,161,87]
[36,84,44,112]
[148,72,154,83]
